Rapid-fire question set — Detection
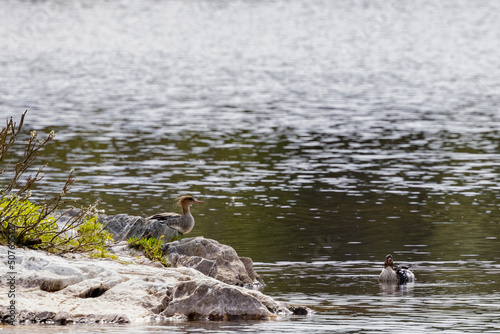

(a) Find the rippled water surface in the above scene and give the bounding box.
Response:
[1,0,500,332]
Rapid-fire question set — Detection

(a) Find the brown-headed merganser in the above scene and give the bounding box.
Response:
[147,196,204,235]
[379,254,415,284]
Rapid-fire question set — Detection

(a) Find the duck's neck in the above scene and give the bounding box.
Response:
[181,205,191,216]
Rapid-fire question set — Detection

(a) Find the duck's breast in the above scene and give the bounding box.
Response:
[379,267,399,283]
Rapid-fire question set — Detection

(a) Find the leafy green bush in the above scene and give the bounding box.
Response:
[0,195,58,246]
[77,216,115,257]
[128,235,169,267]
[0,111,114,254]
[0,195,113,254]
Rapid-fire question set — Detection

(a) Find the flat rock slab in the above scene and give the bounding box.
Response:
[0,243,307,324]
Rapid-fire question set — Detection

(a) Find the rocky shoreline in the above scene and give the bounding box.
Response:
[0,214,308,325]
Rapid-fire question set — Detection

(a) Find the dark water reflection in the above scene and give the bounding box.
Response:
[1,0,500,332]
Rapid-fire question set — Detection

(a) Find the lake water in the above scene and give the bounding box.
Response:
[1,0,500,332]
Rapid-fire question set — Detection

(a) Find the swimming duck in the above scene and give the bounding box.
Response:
[147,196,204,235]
[378,254,415,284]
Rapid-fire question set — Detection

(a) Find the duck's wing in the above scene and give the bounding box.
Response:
[147,212,184,232]
[147,212,181,221]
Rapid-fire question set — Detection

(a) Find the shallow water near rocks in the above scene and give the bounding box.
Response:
[1,0,500,332]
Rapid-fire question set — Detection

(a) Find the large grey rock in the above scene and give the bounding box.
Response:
[164,237,264,288]
[98,213,177,241]
[162,279,289,320]
[55,210,178,242]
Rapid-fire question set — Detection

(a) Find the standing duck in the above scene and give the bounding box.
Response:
[147,196,204,235]
[379,254,415,284]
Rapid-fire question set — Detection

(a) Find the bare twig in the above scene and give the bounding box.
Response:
[1,112,110,254]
